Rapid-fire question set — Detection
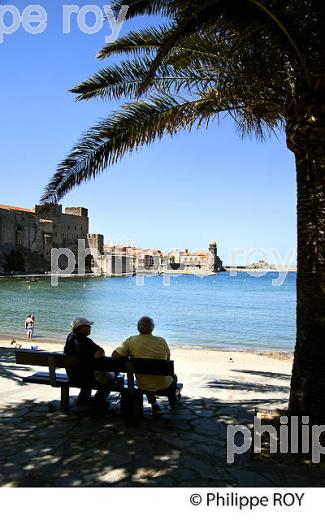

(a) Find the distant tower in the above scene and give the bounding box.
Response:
[209,240,217,256]
[208,240,223,272]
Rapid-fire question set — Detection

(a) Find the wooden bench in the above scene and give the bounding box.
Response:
[15,350,183,417]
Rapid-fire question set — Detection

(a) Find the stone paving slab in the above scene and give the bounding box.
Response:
[1,397,325,487]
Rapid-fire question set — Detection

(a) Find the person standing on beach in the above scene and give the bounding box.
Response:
[112,316,178,414]
[25,315,34,341]
[64,317,114,410]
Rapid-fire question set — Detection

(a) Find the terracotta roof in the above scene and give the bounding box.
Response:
[0,204,34,213]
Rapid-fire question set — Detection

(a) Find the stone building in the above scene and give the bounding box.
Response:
[162,241,223,273]
[99,244,134,276]
[0,203,102,274]
[0,202,224,277]
[98,241,224,275]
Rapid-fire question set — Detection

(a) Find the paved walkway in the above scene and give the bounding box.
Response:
[1,348,325,487]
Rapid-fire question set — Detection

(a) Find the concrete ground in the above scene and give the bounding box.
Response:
[1,346,325,487]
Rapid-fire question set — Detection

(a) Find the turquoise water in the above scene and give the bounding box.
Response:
[0,272,296,351]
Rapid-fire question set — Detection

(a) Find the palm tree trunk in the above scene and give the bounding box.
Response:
[286,102,325,424]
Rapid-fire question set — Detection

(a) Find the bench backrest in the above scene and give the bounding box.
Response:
[15,350,174,389]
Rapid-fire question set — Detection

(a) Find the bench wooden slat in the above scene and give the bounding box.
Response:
[15,350,78,368]
[94,357,174,375]
[132,358,174,376]
[15,350,127,371]
[22,372,183,397]
[22,372,70,386]
[22,371,126,390]
[15,350,175,376]
[93,357,174,376]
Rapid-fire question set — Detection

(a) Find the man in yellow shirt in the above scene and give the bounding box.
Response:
[112,316,177,413]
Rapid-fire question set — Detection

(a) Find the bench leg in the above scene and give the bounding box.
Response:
[60,386,70,412]
[134,391,144,419]
[121,390,143,420]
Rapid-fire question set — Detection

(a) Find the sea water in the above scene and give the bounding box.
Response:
[0,272,296,351]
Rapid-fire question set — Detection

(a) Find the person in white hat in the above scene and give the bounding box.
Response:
[64,317,113,410]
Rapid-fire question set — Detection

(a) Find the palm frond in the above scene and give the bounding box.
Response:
[42,83,284,204]
[98,25,232,71]
[71,50,224,101]
[112,0,180,19]
[41,0,311,202]
[42,89,280,204]
[71,56,160,101]
[97,25,171,60]
[41,95,204,203]
[138,0,312,94]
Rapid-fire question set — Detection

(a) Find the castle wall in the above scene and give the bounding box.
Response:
[0,204,91,274]
[35,205,89,250]
[0,207,42,273]
[0,208,36,250]
[86,234,104,255]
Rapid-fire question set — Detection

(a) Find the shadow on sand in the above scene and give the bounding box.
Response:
[0,348,30,385]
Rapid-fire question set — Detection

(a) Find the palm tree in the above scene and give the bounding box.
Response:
[42,1,325,423]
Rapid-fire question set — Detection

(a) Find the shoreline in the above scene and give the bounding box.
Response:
[0,336,293,360]
[0,269,297,280]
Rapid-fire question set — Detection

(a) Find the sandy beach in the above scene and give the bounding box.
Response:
[0,336,293,413]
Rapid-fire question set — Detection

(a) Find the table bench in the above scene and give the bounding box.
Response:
[15,350,183,418]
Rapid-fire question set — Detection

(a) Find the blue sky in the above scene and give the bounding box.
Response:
[0,1,297,265]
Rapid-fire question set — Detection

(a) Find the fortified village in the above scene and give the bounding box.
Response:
[0,203,223,276]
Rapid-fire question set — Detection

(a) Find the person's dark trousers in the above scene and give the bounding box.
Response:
[76,386,92,406]
[92,384,111,407]
[74,379,111,407]
[145,375,178,407]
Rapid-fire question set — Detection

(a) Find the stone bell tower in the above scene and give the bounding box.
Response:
[208,240,223,272]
